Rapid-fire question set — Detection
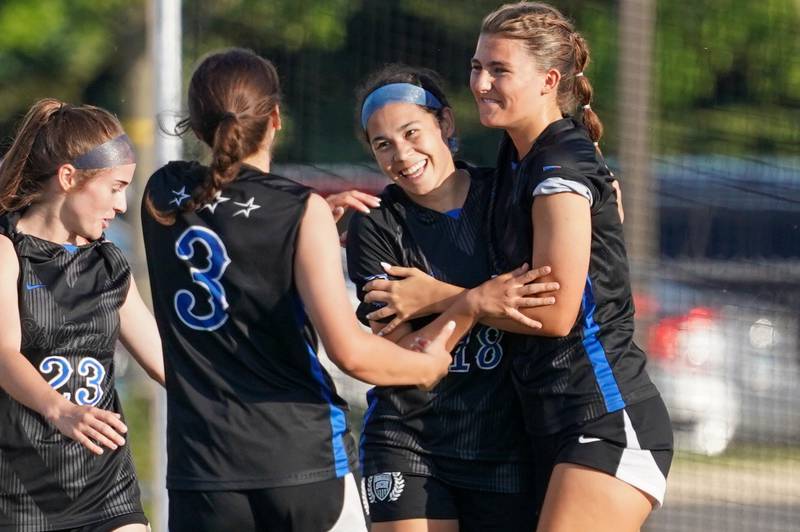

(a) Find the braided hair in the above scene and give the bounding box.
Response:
[147,48,280,224]
[481,2,603,143]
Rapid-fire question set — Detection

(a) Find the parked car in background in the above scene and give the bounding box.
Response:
[636,279,800,455]
[642,155,800,454]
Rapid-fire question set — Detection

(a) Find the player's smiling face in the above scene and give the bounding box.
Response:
[62,164,135,241]
[367,101,456,198]
[470,33,550,131]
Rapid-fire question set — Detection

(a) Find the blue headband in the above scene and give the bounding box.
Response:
[73,134,136,169]
[360,83,443,130]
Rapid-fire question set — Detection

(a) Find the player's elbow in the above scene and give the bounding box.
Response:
[536,309,579,337]
[538,322,575,337]
[329,352,362,376]
[148,367,166,387]
[325,348,357,375]
[324,332,372,377]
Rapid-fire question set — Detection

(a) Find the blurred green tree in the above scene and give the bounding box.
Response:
[183,0,361,55]
[654,0,800,153]
[0,0,146,130]
[1,0,798,158]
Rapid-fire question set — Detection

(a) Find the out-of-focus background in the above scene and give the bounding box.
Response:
[1,1,798,530]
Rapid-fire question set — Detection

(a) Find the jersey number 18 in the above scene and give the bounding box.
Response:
[449,326,504,372]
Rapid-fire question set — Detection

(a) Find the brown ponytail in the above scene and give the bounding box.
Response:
[146,48,280,225]
[481,2,604,143]
[0,99,124,214]
[571,33,603,143]
[205,113,245,206]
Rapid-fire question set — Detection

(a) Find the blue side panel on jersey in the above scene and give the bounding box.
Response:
[359,388,378,472]
[304,341,351,477]
[293,294,351,477]
[580,276,625,412]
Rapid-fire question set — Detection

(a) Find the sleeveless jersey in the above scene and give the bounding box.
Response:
[489,118,659,434]
[141,162,357,490]
[346,163,530,493]
[0,213,143,532]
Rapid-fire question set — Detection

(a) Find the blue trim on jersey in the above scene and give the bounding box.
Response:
[359,388,379,471]
[303,340,351,477]
[580,276,625,412]
[444,207,462,219]
[62,243,78,254]
[291,294,351,477]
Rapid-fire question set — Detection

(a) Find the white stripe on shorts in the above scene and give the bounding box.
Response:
[615,410,667,508]
[328,473,368,531]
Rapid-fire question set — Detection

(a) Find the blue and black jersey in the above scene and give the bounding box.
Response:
[489,118,660,434]
[141,162,357,490]
[346,163,531,494]
[0,213,143,531]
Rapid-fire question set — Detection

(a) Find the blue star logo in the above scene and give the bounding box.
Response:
[170,186,191,207]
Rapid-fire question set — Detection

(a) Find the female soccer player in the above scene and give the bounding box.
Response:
[140,48,462,532]
[365,3,674,531]
[470,4,673,529]
[348,64,559,532]
[0,99,165,531]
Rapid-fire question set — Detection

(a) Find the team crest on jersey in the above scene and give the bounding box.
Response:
[367,472,405,503]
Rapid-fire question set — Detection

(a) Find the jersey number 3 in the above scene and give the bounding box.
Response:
[174,226,231,331]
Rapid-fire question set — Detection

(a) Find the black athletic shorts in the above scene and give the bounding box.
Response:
[169,473,366,532]
[363,472,536,532]
[530,394,674,517]
[52,512,148,532]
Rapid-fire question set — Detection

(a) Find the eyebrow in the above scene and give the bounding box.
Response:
[370,120,424,143]
[471,58,511,68]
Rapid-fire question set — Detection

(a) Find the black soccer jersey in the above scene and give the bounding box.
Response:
[0,213,143,532]
[346,163,530,494]
[141,162,357,490]
[489,118,659,434]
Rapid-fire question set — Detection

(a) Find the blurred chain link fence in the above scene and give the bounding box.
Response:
[246,2,800,530]
[4,1,797,530]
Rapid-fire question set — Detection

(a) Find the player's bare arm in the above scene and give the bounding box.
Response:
[295,193,453,389]
[522,192,592,337]
[364,262,558,336]
[118,276,165,386]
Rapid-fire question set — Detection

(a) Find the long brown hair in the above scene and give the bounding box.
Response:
[481,2,603,143]
[0,99,125,214]
[146,48,281,224]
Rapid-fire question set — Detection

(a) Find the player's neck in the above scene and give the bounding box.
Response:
[17,203,84,245]
[408,168,470,213]
[507,106,563,160]
[242,146,272,173]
